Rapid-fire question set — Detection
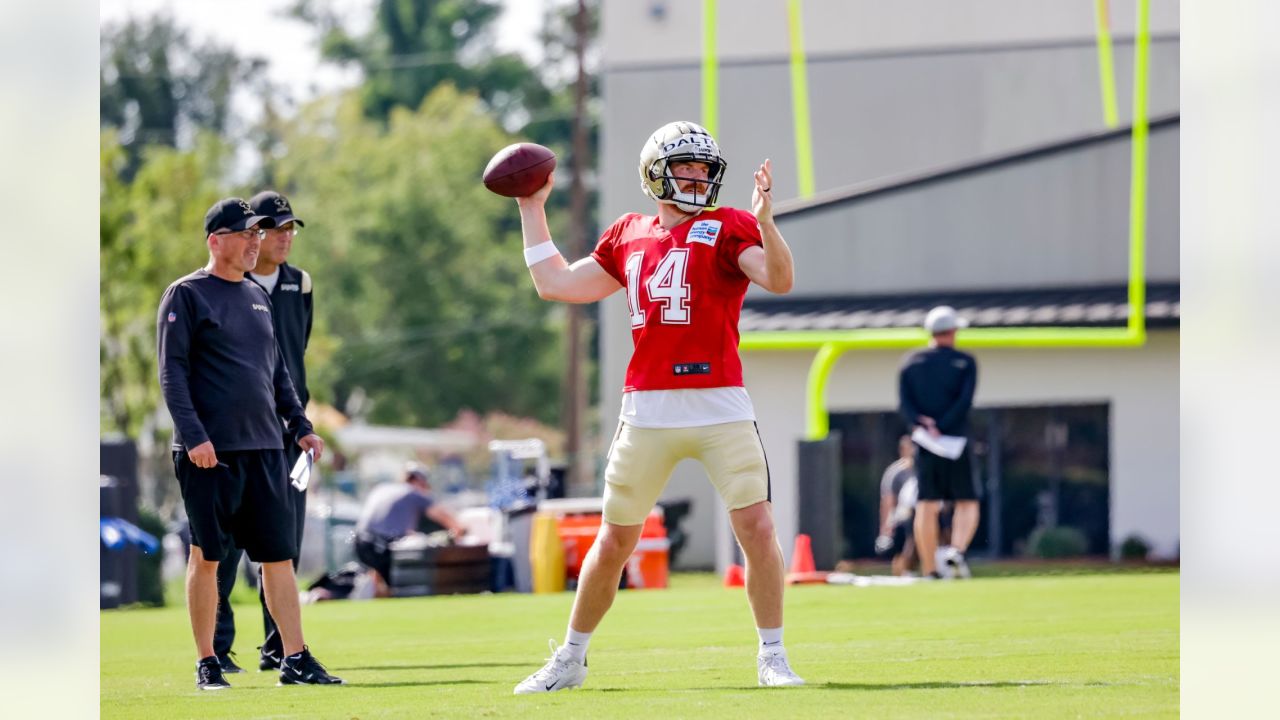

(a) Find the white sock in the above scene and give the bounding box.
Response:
[757,626,784,653]
[563,627,592,663]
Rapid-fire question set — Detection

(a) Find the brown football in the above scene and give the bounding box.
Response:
[482,142,557,198]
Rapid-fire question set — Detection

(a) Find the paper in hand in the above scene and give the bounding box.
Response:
[289,447,314,491]
[911,427,967,460]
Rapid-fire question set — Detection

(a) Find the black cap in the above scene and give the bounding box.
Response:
[204,197,276,235]
[249,190,306,228]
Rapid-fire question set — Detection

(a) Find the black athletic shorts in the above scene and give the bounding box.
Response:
[914,444,980,502]
[354,533,393,581]
[173,448,297,563]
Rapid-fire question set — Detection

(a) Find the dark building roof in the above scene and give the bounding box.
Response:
[741,283,1179,332]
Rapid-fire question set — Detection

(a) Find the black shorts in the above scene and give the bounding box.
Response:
[914,444,980,502]
[174,448,297,563]
[355,534,392,581]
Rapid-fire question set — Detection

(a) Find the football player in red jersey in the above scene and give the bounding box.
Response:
[512,121,803,693]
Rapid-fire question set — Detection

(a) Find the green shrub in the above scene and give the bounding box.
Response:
[1118,534,1151,561]
[1024,526,1089,559]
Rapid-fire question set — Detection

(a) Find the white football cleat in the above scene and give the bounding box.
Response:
[757,647,805,687]
[934,546,956,579]
[513,640,588,695]
[940,545,971,579]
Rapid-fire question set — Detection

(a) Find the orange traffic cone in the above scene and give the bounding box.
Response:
[723,563,745,588]
[790,534,816,574]
[786,534,829,585]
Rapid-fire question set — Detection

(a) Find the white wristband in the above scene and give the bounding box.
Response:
[523,240,561,267]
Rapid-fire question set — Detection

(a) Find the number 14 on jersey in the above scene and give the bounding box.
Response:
[626,249,691,327]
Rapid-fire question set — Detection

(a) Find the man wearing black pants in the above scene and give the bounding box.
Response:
[212,191,314,673]
[158,197,341,690]
[898,305,980,580]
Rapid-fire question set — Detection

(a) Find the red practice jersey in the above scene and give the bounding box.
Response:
[591,207,763,392]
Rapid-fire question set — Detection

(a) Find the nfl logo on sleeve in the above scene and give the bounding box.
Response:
[167,312,177,323]
[686,219,722,247]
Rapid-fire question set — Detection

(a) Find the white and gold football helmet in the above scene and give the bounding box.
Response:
[638,121,727,212]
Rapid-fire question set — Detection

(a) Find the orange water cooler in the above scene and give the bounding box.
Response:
[544,500,669,590]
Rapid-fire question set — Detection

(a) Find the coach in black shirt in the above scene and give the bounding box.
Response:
[157,197,341,689]
[213,191,315,673]
[898,305,980,580]
[248,191,312,406]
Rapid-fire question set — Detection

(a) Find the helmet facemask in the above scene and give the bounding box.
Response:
[655,156,726,212]
[640,122,728,212]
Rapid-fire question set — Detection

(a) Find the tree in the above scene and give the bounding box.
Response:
[101,130,243,512]
[100,4,597,450]
[100,15,267,173]
[271,85,565,426]
[292,0,551,128]
[100,131,233,439]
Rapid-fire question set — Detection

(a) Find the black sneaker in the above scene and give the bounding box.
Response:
[258,638,283,671]
[196,656,231,690]
[217,651,244,674]
[279,647,344,685]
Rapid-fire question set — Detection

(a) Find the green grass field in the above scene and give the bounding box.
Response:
[101,571,1178,719]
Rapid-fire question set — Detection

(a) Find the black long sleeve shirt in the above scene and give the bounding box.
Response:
[898,346,978,438]
[247,262,313,406]
[156,269,312,452]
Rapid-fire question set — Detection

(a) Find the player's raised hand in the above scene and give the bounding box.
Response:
[517,172,556,210]
[752,159,774,222]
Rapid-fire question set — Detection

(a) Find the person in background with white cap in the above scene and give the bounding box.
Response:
[898,306,980,579]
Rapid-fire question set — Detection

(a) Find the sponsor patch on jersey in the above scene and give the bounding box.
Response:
[252,303,270,313]
[673,362,712,376]
[167,312,177,323]
[280,283,300,292]
[686,219,722,247]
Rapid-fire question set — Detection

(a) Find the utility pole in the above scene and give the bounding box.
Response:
[563,0,591,492]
